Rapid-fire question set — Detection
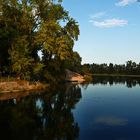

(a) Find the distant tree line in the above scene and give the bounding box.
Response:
[0,0,81,82]
[81,60,140,75]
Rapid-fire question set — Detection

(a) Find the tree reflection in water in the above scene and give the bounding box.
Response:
[0,84,82,140]
[81,76,140,89]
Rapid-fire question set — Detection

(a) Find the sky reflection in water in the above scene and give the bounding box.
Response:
[73,77,140,140]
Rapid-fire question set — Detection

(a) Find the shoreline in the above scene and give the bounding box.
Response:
[0,74,140,93]
[0,80,49,94]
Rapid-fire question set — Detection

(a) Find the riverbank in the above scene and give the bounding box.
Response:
[0,80,48,93]
[65,69,85,82]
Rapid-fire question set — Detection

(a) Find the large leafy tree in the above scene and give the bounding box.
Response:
[0,0,80,80]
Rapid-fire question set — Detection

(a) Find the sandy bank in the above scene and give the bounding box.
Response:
[0,80,48,93]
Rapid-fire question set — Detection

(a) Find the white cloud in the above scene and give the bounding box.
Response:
[90,12,106,19]
[115,0,137,7]
[90,18,128,28]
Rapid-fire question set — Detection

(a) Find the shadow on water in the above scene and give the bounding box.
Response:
[0,83,82,140]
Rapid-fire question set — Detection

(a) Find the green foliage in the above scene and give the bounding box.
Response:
[0,0,80,81]
[64,51,82,73]
[9,36,33,79]
[33,62,44,75]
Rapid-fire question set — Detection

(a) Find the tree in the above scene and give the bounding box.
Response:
[126,60,133,74]
[64,51,82,72]
[108,63,113,73]
[9,36,33,79]
[0,0,80,81]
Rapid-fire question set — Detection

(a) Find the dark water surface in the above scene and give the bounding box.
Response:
[1,77,140,140]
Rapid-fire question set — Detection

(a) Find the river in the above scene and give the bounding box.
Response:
[0,77,140,140]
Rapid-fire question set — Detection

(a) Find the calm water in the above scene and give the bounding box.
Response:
[0,77,140,140]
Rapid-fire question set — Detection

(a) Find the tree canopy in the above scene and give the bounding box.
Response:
[0,0,80,81]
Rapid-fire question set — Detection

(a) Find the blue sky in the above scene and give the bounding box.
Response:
[62,0,140,64]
